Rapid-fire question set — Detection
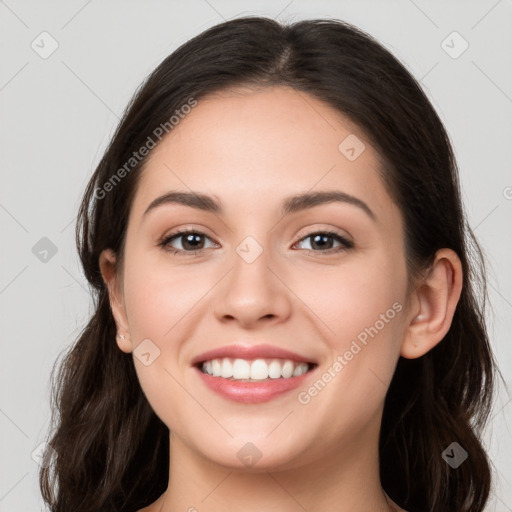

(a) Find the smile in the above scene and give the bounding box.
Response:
[199,357,314,381]
[194,359,318,404]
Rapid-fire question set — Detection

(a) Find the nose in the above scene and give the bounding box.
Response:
[213,244,292,329]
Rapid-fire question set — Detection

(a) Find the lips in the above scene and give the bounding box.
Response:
[195,366,318,403]
[190,344,319,404]
[190,343,318,367]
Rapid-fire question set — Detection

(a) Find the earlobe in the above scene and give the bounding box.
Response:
[115,333,133,353]
[400,248,463,359]
[99,248,133,353]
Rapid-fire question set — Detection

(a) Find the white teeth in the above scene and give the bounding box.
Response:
[250,359,268,380]
[281,360,294,378]
[201,357,311,380]
[268,360,282,379]
[211,359,221,376]
[221,359,232,378]
[293,364,307,377]
[232,358,250,379]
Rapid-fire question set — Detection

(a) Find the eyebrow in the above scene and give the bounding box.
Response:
[143,190,376,221]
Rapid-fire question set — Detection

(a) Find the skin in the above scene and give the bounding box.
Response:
[99,85,462,512]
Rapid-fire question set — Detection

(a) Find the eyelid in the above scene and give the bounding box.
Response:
[159,227,219,253]
[159,225,354,255]
[294,226,353,246]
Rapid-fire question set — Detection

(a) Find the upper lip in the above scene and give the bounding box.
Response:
[191,344,317,366]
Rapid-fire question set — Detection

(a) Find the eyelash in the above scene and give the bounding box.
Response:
[158,228,354,257]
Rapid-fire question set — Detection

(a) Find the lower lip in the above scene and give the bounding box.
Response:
[194,366,317,404]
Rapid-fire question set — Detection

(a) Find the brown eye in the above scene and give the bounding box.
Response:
[159,229,353,257]
[294,231,353,253]
[159,230,217,255]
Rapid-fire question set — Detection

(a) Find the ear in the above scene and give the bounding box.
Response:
[401,248,463,359]
[99,248,133,353]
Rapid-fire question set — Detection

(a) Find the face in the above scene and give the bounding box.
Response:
[103,85,411,471]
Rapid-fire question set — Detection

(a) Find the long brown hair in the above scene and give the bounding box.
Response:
[39,16,497,512]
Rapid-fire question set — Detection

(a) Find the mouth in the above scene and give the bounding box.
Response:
[190,344,319,402]
[194,358,318,382]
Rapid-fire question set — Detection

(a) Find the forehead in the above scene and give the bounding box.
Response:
[131,86,398,223]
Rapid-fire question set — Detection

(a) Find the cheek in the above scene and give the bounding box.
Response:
[298,254,406,403]
[297,254,405,343]
[122,250,205,342]
[120,253,205,428]
[122,242,407,360]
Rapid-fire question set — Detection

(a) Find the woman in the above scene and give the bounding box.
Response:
[39,16,496,512]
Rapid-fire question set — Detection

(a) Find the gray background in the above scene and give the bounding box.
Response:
[1,1,511,510]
